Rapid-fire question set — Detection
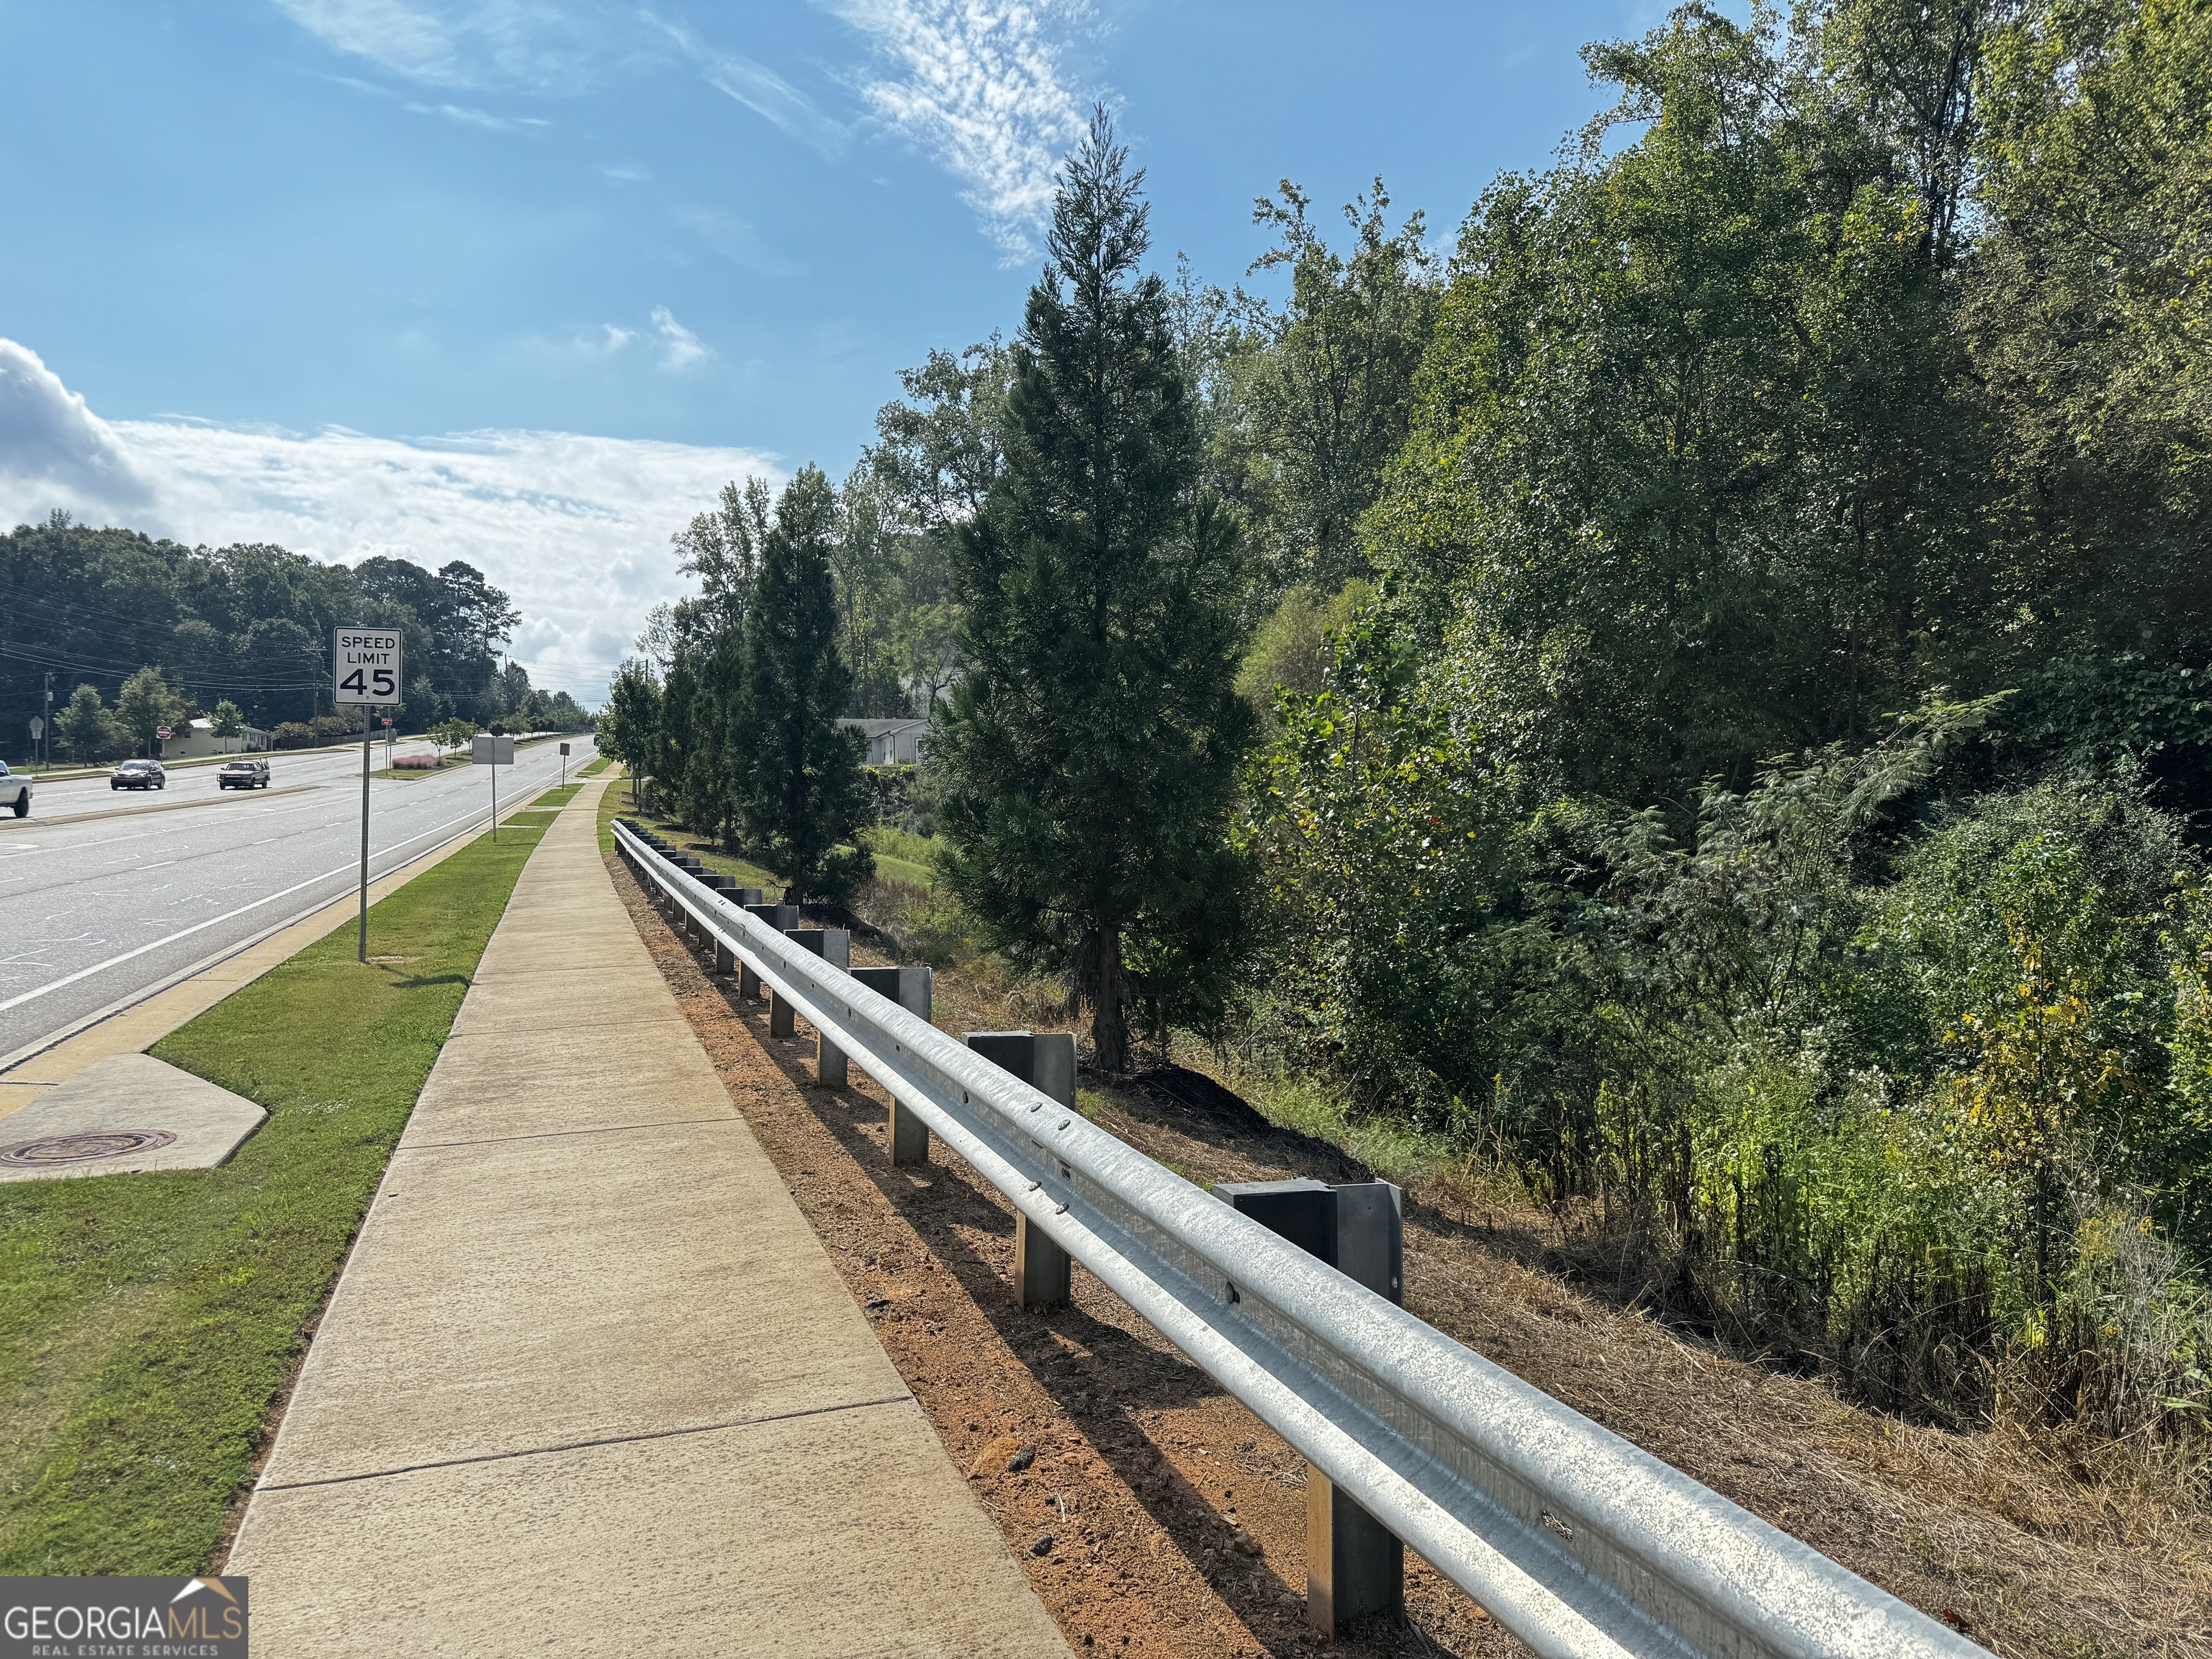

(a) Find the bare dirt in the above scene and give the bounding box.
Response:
[609,849,2212,1659]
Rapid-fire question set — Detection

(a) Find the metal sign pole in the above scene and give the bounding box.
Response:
[492,742,499,843]
[359,706,372,963]
[332,627,403,967]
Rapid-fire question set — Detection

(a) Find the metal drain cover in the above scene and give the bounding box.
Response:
[0,1129,179,1168]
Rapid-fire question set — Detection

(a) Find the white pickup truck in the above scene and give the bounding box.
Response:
[0,762,30,818]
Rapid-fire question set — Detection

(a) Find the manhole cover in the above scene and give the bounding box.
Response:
[0,1129,178,1168]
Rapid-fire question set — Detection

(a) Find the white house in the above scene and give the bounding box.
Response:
[840,716,929,767]
[162,716,274,760]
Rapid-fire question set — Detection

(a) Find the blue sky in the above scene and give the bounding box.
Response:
[0,0,1664,698]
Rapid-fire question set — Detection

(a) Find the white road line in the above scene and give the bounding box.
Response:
[0,791,536,1016]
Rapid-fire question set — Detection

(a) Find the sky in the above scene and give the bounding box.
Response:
[0,0,1666,703]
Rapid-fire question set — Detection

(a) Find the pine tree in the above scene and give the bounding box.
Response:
[933,110,1256,1074]
[734,465,873,901]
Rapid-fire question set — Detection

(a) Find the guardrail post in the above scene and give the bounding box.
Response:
[968,1031,1079,1309]
[781,928,851,1082]
[853,966,934,1163]
[1216,1177,1406,1635]
[740,903,796,1000]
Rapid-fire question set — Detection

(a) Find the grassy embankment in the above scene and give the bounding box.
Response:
[577,755,611,777]
[0,790,574,1573]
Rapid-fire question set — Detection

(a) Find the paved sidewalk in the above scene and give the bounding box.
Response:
[228,781,1069,1658]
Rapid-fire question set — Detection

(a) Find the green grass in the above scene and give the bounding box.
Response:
[0,817,552,1573]
[578,756,611,777]
[606,796,782,891]
[863,825,943,889]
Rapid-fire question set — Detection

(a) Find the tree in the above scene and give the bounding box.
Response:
[733,466,874,901]
[1238,179,1439,595]
[210,699,243,745]
[599,661,662,809]
[116,665,178,757]
[57,683,114,763]
[431,717,480,760]
[933,109,1257,1071]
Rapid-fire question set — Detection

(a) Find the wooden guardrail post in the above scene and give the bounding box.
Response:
[1215,1177,1406,1635]
[853,966,934,1163]
[966,1030,1079,1310]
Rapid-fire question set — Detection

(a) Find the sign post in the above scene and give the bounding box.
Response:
[472,732,515,840]
[335,629,403,963]
[558,740,570,788]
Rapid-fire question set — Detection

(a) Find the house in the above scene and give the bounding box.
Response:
[162,716,274,760]
[839,716,929,767]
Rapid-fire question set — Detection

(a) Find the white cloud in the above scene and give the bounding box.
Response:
[678,207,801,276]
[0,341,155,513]
[0,339,774,704]
[407,100,549,131]
[649,14,846,156]
[272,0,622,93]
[651,307,710,371]
[831,0,1091,259]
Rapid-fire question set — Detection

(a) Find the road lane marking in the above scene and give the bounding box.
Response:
[0,786,552,1016]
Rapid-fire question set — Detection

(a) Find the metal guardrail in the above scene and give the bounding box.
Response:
[613,821,1990,1659]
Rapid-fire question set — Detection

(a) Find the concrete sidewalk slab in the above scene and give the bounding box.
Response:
[0,1053,265,1182]
[237,1403,1043,1659]
[228,777,1069,1658]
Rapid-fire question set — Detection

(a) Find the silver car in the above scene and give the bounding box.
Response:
[0,761,27,818]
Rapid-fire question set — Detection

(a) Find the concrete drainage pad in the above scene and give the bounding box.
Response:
[0,1053,266,1182]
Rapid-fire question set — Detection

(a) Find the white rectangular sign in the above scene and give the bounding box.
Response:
[334,629,403,706]
[471,734,515,765]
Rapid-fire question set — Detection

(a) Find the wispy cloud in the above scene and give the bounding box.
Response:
[651,307,710,370]
[406,100,549,131]
[599,161,652,181]
[649,14,846,156]
[830,0,1091,260]
[272,0,621,94]
[677,207,801,276]
[0,338,774,702]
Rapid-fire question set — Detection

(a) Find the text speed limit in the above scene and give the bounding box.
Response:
[334,629,403,705]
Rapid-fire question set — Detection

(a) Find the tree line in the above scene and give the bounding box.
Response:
[0,513,590,760]
[608,0,2212,1437]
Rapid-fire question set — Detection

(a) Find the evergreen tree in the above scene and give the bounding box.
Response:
[734,465,874,901]
[934,109,1256,1073]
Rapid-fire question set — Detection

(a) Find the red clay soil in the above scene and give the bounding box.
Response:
[608,851,2211,1659]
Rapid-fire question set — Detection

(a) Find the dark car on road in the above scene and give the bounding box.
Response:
[217,758,271,789]
[110,759,166,791]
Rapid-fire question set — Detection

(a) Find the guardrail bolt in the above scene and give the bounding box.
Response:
[967,1030,1079,1310]
[855,967,935,1163]
[1215,1177,1406,1635]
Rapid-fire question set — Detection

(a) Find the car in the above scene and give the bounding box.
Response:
[0,761,28,818]
[111,759,166,791]
[217,758,271,789]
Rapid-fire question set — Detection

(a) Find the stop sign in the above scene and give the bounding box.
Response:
[156,725,173,740]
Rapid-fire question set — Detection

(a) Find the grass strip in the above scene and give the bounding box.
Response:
[0,817,552,1574]
[578,756,611,777]
[599,792,781,890]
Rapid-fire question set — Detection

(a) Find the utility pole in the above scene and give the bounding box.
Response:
[42,672,52,769]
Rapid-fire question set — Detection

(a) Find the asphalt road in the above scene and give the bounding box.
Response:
[0,737,593,1066]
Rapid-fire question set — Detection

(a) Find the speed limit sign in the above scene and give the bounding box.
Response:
[333,629,403,705]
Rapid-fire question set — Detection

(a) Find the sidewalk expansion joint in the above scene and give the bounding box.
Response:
[253,1393,916,1493]
[397,1115,742,1151]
